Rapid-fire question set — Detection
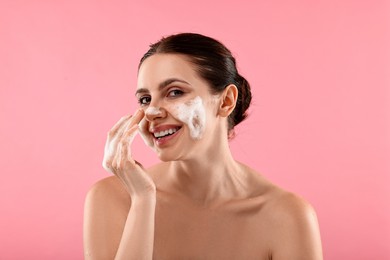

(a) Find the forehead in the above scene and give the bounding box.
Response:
[137,54,201,90]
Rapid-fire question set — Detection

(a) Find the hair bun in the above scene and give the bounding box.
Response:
[230,75,252,134]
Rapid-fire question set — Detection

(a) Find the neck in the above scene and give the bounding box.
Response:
[167,138,250,207]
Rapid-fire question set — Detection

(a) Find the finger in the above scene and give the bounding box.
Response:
[114,124,138,168]
[138,117,154,148]
[109,109,142,147]
[104,121,128,158]
[134,160,144,169]
[129,109,145,126]
[102,160,114,173]
[103,118,133,173]
[104,116,137,172]
[116,109,144,139]
[123,108,145,129]
[107,114,133,139]
[123,125,139,161]
[104,110,144,173]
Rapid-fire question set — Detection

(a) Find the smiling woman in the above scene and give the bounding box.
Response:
[83,33,323,260]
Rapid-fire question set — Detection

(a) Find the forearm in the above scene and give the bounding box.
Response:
[115,196,156,260]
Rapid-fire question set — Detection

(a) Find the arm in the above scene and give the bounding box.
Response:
[84,177,131,259]
[115,196,156,259]
[84,109,156,260]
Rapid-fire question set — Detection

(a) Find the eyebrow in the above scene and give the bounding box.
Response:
[135,78,190,95]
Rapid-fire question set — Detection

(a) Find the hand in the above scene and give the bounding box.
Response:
[102,109,156,199]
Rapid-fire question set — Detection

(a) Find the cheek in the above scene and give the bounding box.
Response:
[191,116,201,129]
[170,96,206,140]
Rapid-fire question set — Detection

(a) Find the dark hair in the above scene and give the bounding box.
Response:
[139,33,252,138]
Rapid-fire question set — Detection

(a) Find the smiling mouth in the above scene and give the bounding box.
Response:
[153,127,181,139]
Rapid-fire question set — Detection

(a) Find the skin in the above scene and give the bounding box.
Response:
[84,54,323,259]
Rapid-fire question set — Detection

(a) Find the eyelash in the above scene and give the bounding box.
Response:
[138,96,151,106]
[137,89,184,106]
[167,89,184,97]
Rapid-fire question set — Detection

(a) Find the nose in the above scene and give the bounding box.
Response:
[144,106,166,122]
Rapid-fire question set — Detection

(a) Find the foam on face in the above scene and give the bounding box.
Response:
[172,96,206,140]
[138,97,206,149]
[145,106,162,116]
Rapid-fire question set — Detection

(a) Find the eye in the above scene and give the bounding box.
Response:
[138,96,151,106]
[167,89,184,98]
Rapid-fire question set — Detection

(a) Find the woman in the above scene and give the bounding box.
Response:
[84,33,323,259]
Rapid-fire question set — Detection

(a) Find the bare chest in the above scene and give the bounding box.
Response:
[152,195,271,260]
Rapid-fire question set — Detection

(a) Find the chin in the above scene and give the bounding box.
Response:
[157,153,179,162]
[154,148,173,162]
[154,147,188,162]
[157,153,170,162]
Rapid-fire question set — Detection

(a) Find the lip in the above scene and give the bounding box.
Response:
[149,124,181,133]
[150,124,182,147]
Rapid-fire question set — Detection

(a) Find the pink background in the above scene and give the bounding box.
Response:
[1,0,389,259]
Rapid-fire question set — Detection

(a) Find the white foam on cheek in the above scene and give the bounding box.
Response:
[138,117,154,148]
[173,96,206,140]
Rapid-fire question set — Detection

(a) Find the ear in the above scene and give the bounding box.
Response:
[218,84,238,117]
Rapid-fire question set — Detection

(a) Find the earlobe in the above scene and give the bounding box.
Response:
[218,84,238,117]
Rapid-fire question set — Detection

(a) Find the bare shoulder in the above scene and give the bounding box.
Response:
[262,187,323,259]
[264,188,318,224]
[239,164,320,232]
[85,176,131,213]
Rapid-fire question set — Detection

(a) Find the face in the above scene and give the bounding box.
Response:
[136,54,221,161]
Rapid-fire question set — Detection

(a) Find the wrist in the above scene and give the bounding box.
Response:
[131,194,157,207]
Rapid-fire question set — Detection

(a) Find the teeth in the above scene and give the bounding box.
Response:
[153,128,178,138]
